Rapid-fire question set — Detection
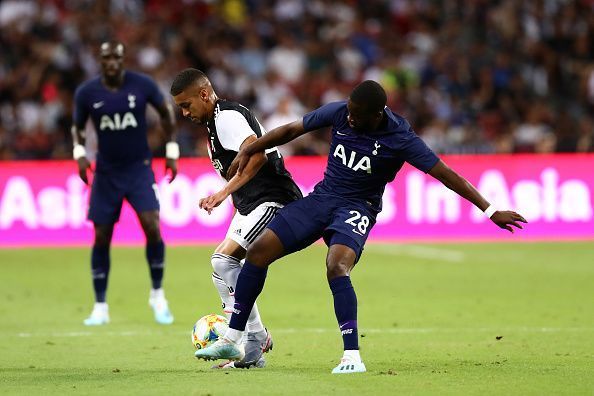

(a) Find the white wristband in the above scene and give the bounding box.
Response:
[484,205,497,218]
[73,144,86,160]
[165,141,180,160]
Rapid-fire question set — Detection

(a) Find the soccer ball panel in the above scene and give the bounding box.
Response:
[191,314,229,349]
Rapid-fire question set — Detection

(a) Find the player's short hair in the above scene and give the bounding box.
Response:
[349,80,387,113]
[170,68,208,96]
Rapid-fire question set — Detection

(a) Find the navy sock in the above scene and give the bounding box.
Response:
[329,276,359,350]
[91,245,110,303]
[229,261,268,331]
[146,241,165,290]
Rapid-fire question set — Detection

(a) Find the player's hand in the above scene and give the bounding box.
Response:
[232,148,252,176]
[77,157,92,185]
[490,211,527,233]
[165,158,177,183]
[199,190,229,215]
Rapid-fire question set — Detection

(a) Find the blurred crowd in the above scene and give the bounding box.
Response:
[1,0,593,160]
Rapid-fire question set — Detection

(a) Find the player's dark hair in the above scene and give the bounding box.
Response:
[349,80,387,113]
[170,68,208,96]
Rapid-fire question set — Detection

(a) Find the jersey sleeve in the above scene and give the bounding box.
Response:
[73,86,89,127]
[400,126,440,173]
[215,110,257,152]
[302,101,345,131]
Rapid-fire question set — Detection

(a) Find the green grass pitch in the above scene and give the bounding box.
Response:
[1,242,593,395]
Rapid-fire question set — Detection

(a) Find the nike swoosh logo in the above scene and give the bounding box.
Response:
[336,131,349,136]
[340,323,348,329]
[93,101,104,109]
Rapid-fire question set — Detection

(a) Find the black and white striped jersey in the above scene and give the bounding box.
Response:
[206,99,302,215]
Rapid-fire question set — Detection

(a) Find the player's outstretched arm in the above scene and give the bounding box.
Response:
[233,120,306,174]
[157,102,178,182]
[199,135,267,214]
[428,160,527,232]
[71,125,92,185]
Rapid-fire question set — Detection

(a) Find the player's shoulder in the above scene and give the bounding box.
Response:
[125,70,158,85]
[214,100,252,121]
[75,76,101,95]
[304,100,348,129]
[318,100,348,115]
[216,99,249,113]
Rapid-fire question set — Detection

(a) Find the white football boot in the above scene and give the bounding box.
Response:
[149,289,174,325]
[331,350,366,374]
[83,302,110,326]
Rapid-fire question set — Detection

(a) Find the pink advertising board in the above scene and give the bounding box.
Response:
[0,154,592,247]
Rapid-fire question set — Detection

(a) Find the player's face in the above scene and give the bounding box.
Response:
[347,100,383,132]
[173,86,210,125]
[100,44,124,79]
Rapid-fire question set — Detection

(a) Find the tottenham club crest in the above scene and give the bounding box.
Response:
[372,141,380,155]
[128,94,136,109]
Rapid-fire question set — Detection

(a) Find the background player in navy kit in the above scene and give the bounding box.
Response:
[72,42,178,326]
[170,68,302,368]
[195,80,527,373]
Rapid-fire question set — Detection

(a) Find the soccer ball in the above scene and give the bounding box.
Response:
[191,313,229,349]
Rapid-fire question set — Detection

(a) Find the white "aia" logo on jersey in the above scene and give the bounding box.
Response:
[99,112,138,131]
[333,144,372,174]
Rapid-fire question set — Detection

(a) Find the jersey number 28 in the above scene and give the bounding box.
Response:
[345,210,370,235]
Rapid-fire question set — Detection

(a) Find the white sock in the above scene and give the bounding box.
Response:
[225,328,243,344]
[343,350,361,363]
[246,304,265,334]
[211,254,266,334]
[211,273,234,319]
[93,302,108,312]
[150,288,164,300]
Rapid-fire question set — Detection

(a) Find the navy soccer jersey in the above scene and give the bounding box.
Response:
[73,71,165,223]
[73,71,165,171]
[267,101,439,259]
[303,101,439,212]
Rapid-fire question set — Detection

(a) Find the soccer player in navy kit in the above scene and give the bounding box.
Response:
[170,68,302,368]
[195,80,527,373]
[71,42,178,326]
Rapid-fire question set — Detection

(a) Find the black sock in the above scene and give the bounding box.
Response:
[91,245,110,303]
[146,241,165,290]
[229,261,268,331]
[329,276,359,350]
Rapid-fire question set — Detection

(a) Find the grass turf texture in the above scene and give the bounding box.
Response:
[0,242,593,395]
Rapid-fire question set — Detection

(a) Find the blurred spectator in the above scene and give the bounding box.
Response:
[0,0,593,160]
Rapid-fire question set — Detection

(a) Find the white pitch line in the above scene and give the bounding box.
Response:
[368,244,465,263]
[12,327,594,338]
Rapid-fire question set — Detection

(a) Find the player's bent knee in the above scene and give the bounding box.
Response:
[326,261,351,279]
[326,247,357,279]
[211,254,238,274]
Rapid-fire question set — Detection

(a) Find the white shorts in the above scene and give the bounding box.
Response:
[226,202,284,249]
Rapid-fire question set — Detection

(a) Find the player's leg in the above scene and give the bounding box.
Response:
[196,196,329,362]
[127,163,173,325]
[137,209,173,324]
[195,229,286,362]
[324,204,376,374]
[84,222,115,326]
[326,241,366,374]
[209,204,282,367]
[84,171,124,326]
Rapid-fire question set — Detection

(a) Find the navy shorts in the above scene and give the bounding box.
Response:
[88,162,159,224]
[267,193,377,262]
